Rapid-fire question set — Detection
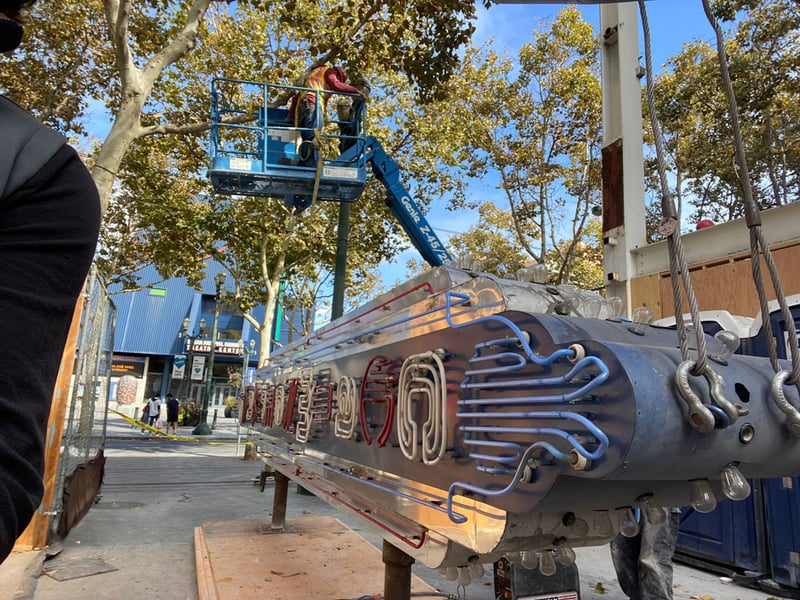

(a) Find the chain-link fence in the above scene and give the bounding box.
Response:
[49,267,115,540]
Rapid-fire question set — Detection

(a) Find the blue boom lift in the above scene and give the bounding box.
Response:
[208,77,452,267]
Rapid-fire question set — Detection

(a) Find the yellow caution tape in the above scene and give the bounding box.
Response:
[109,408,238,445]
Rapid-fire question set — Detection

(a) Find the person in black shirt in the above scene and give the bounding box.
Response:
[0,0,101,564]
[165,393,179,435]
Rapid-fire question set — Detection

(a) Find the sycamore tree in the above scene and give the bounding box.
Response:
[278,265,382,343]
[545,217,603,291]
[406,201,603,291]
[1,0,484,365]
[647,0,799,225]
[446,202,530,278]
[418,6,604,285]
[2,0,482,210]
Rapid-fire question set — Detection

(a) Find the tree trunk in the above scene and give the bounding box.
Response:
[91,109,143,212]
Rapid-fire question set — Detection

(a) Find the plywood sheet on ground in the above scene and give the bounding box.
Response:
[196,516,435,600]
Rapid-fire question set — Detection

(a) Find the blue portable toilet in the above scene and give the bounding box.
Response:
[653,310,754,339]
[747,294,800,592]
[746,294,800,361]
[676,481,767,576]
[653,311,767,576]
[763,476,800,589]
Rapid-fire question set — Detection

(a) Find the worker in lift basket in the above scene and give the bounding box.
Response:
[288,62,369,167]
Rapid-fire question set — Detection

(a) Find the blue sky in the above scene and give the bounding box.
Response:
[475,1,716,70]
[379,0,721,284]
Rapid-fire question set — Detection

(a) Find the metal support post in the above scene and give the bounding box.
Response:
[600,3,647,315]
[259,466,272,493]
[194,272,226,435]
[177,317,205,402]
[382,540,414,600]
[237,338,255,400]
[331,201,351,320]
[271,471,289,530]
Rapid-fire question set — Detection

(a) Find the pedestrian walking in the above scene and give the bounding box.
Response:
[165,393,179,435]
[146,394,162,429]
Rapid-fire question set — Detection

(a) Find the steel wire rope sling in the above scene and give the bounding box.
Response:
[309,84,346,206]
[700,0,800,435]
[638,1,738,433]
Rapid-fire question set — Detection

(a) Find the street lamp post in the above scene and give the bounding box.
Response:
[193,271,226,435]
[177,317,206,402]
[237,338,256,397]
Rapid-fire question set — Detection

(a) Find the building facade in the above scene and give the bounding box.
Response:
[109,260,268,419]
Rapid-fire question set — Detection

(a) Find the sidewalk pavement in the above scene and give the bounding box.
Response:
[0,412,787,599]
[0,551,44,600]
[104,406,248,443]
[0,412,246,600]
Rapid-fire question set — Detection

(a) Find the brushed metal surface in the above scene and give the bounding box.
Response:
[246,267,798,568]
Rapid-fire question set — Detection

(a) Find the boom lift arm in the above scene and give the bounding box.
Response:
[360,136,453,268]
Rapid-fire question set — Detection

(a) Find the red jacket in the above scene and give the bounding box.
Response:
[289,66,363,119]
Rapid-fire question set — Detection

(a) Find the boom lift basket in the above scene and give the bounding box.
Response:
[209,77,368,206]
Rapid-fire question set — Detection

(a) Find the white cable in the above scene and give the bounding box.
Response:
[335,376,358,439]
[397,352,448,465]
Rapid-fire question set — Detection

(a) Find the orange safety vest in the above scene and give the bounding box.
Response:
[303,66,331,108]
[292,65,334,127]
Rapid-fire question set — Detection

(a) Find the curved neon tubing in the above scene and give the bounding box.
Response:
[445,291,575,366]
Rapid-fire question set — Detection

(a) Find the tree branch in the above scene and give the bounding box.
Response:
[271,0,383,107]
[105,0,134,87]
[140,111,254,137]
[144,0,214,86]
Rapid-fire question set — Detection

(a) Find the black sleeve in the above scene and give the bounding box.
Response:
[0,144,101,563]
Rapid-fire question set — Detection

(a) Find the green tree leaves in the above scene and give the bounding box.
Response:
[420,7,603,285]
[647,0,800,225]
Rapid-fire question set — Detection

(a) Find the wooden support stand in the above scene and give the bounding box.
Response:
[194,517,435,600]
[382,539,415,600]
